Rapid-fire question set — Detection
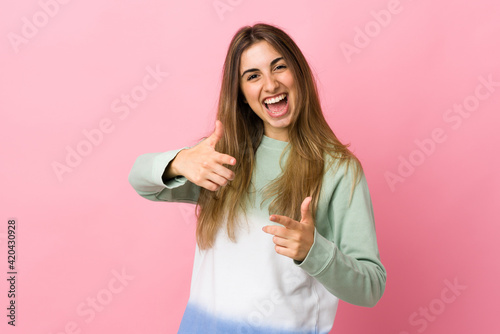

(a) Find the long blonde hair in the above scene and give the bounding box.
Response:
[195,23,361,249]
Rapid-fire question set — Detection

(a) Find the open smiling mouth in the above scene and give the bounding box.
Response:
[264,93,288,116]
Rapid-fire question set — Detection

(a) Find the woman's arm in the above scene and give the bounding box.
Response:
[128,120,237,203]
[294,164,387,307]
[128,148,200,204]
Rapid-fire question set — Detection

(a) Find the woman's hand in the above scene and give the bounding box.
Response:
[262,197,315,262]
[167,120,236,191]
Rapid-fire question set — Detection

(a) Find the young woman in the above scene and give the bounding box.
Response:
[129,23,386,333]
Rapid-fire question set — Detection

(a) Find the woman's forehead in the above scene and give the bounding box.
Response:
[239,41,283,71]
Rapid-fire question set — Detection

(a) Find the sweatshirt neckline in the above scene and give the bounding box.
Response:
[260,135,290,151]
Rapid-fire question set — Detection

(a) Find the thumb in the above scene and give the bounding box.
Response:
[300,196,314,224]
[206,120,224,148]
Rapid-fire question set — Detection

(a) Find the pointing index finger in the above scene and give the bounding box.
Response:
[269,214,299,230]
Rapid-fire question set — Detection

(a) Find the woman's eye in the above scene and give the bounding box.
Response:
[275,64,287,71]
[247,74,258,81]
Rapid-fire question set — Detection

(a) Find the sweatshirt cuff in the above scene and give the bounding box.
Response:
[294,228,336,276]
[153,149,187,189]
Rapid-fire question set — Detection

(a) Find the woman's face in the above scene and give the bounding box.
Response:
[239,40,297,142]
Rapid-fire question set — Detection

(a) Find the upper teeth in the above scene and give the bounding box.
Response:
[265,93,286,104]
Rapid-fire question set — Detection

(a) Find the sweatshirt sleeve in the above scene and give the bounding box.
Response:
[128,148,200,204]
[294,163,386,307]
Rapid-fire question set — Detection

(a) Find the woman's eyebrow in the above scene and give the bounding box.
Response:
[240,57,284,78]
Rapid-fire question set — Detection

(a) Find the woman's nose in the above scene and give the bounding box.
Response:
[263,75,279,92]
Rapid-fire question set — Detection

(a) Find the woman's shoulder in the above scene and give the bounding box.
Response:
[320,149,369,207]
[323,149,364,186]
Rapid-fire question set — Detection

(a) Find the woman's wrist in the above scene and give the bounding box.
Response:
[162,149,185,183]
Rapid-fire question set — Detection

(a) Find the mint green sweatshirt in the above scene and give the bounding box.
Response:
[128,135,386,333]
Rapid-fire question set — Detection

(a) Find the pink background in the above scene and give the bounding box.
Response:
[1,0,499,333]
